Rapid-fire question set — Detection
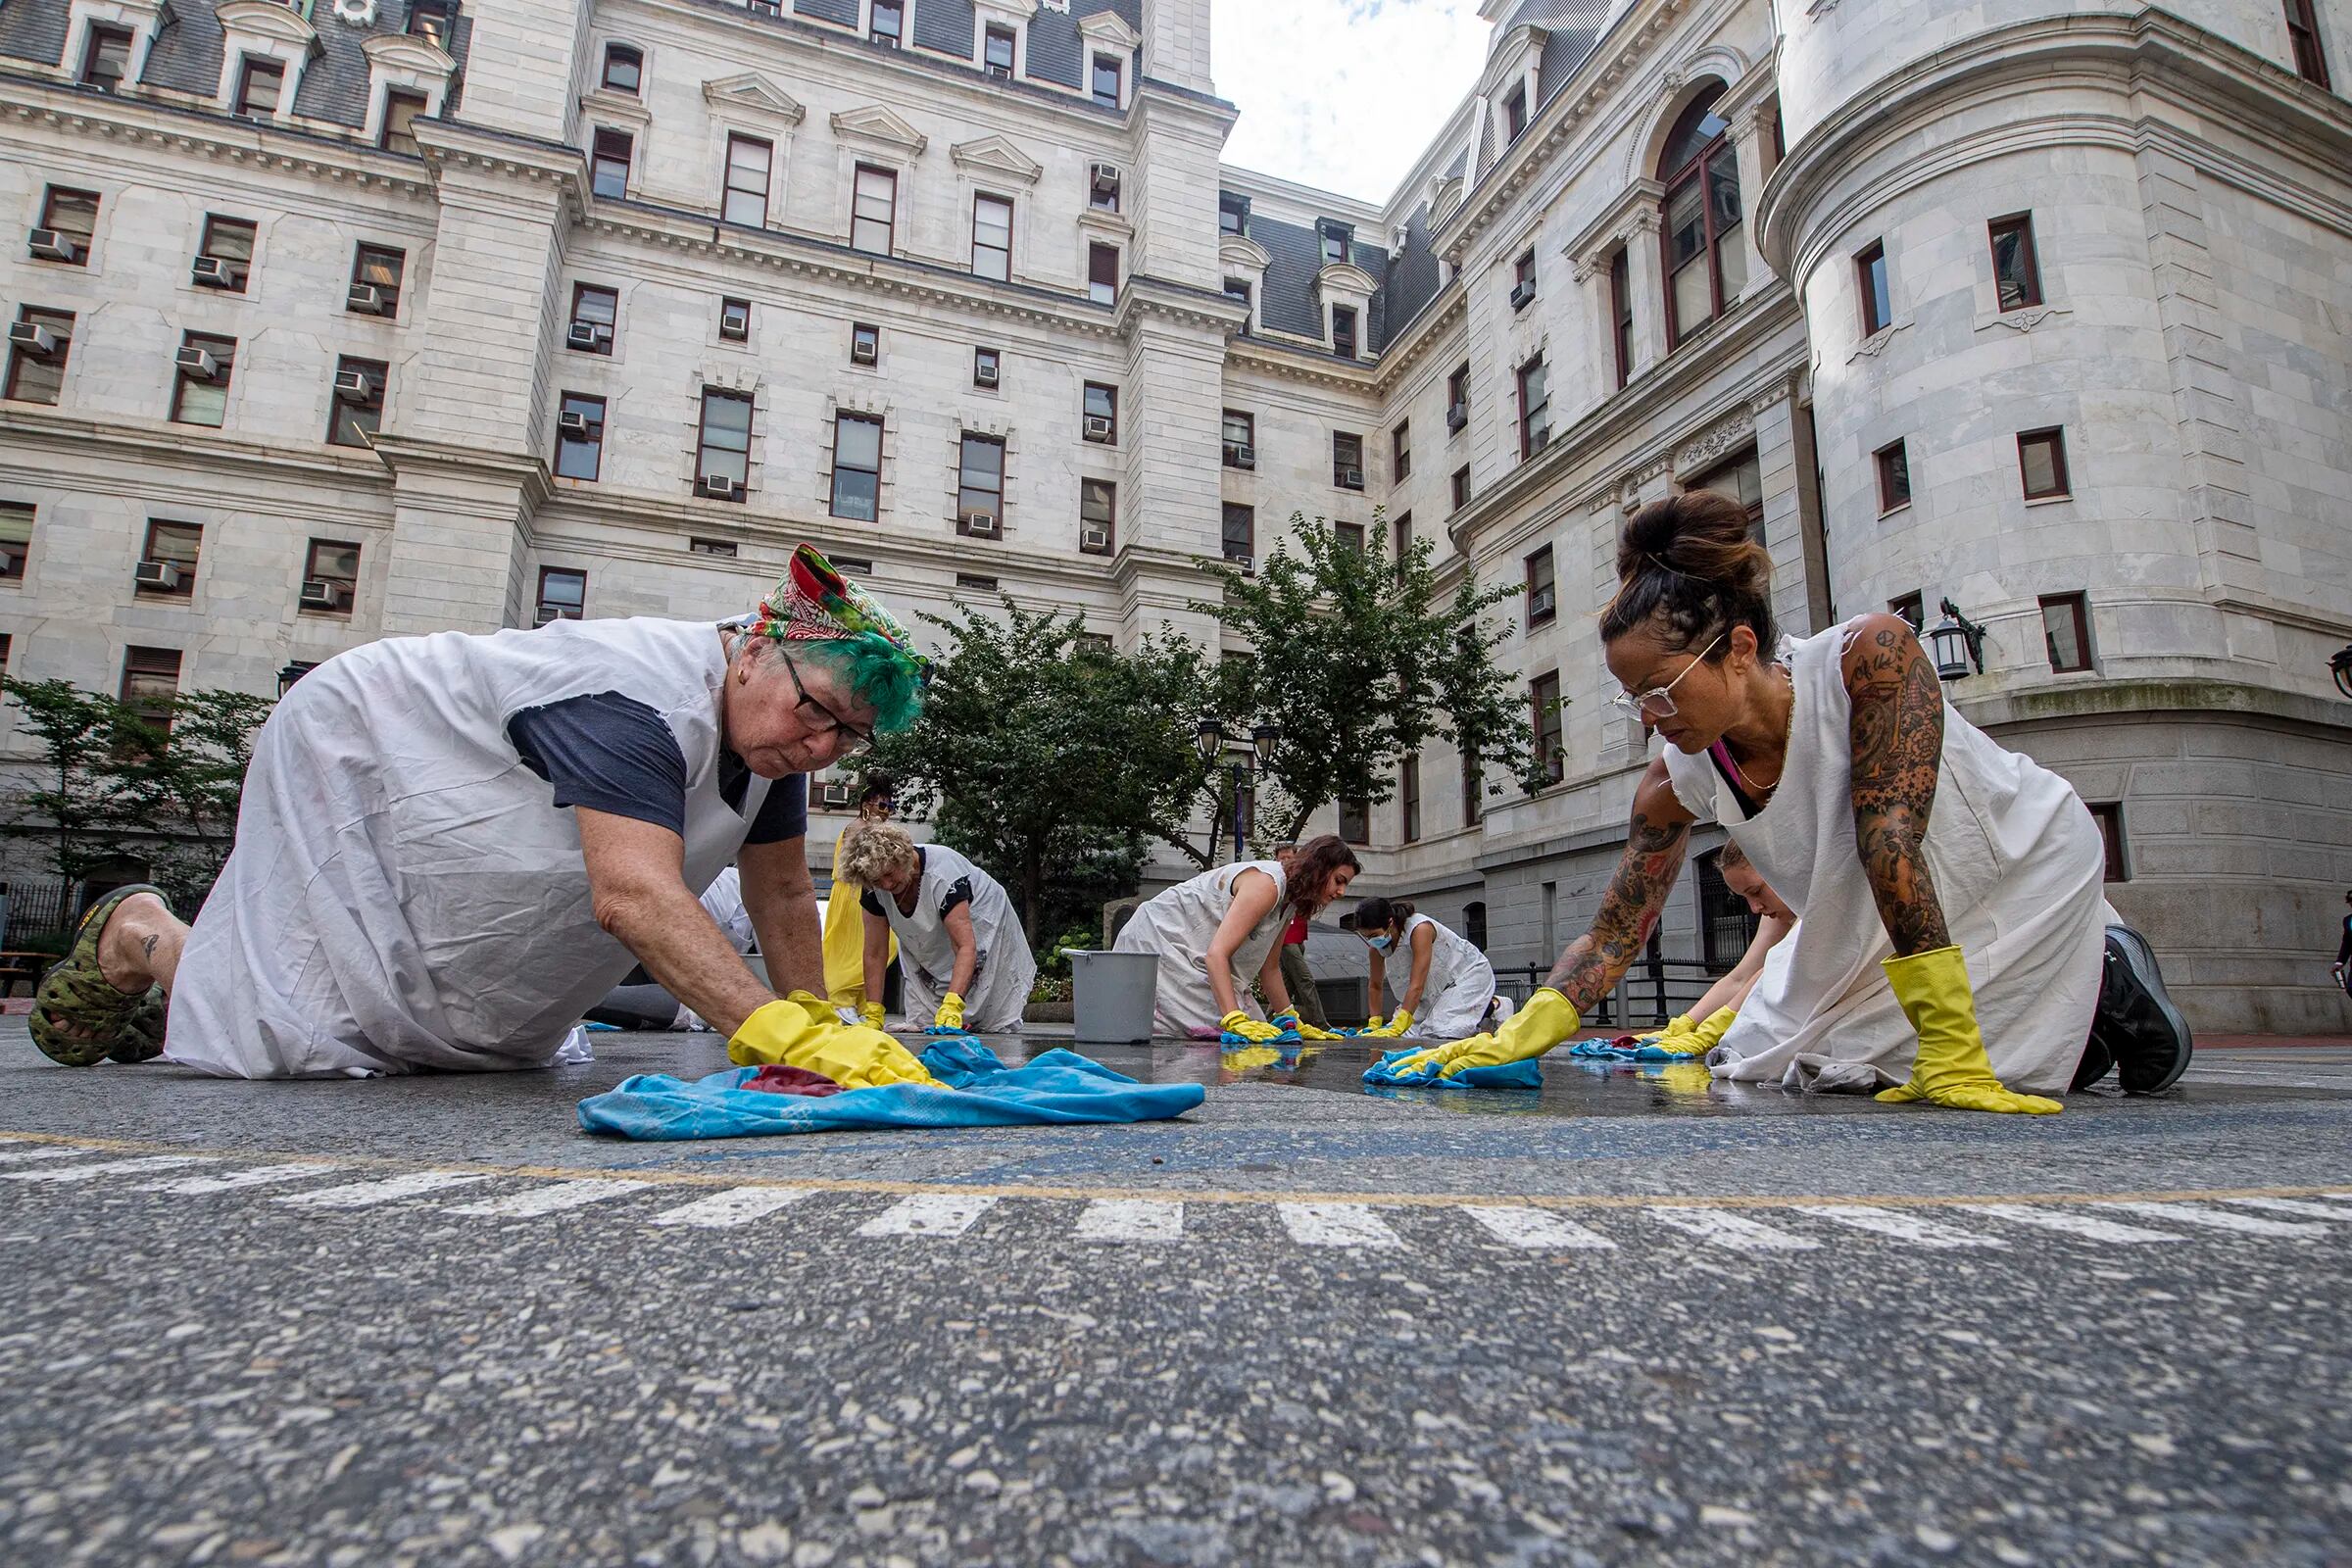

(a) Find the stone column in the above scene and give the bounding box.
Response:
[1624,210,1666,377]
[1729,112,1773,301]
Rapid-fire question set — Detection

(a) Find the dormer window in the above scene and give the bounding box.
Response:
[1503,83,1528,143]
[1091,53,1122,108]
[984,24,1015,78]
[1218,191,1250,237]
[870,0,903,46]
[1319,220,1351,265]
[408,0,458,51]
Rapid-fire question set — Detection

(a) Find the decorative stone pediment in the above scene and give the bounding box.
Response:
[830,103,926,156]
[705,72,806,126]
[1674,410,1755,474]
[1427,174,1463,222]
[950,133,1041,185]
[1315,261,1378,298]
[1076,10,1141,51]
[1219,234,1270,272]
[216,0,319,52]
[361,30,453,76]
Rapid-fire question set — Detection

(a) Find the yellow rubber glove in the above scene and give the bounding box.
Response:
[1650,1006,1738,1057]
[1386,988,1580,1080]
[1271,1011,1345,1042]
[1875,947,2062,1114]
[1366,1008,1415,1039]
[934,992,966,1032]
[859,1000,886,1031]
[1220,1009,1285,1044]
[1632,1012,1698,1051]
[729,995,940,1089]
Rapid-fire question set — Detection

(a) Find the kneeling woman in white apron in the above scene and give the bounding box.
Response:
[1389,491,2190,1105]
[1348,898,1496,1041]
[835,822,1035,1034]
[1114,837,1361,1040]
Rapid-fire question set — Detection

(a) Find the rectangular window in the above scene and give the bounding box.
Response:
[1610,247,1634,389]
[1394,511,1412,567]
[303,539,361,613]
[1218,191,1249,237]
[1401,758,1421,843]
[381,90,427,155]
[196,216,256,291]
[852,165,897,254]
[80,24,133,91]
[1503,84,1528,142]
[1080,478,1116,555]
[957,433,1004,534]
[1089,163,1121,214]
[1461,749,1482,827]
[38,187,99,265]
[1088,242,1119,305]
[350,243,405,316]
[2088,802,2129,882]
[1446,363,1470,429]
[1091,52,1122,108]
[1393,420,1411,480]
[691,538,737,557]
[972,194,1013,281]
[553,391,606,480]
[0,502,31,578]
[591,128,633,200]
[870,0,903,44]
[1691,447,1765,543]
[407,0,457,48]
[1451,465,1471,511]
[722,133,771,226]
[139,519,202,598]
[829,412,883,520]
[1888,591,1924,631]
[2040,591,2093,673]
[719,297,751,341]
[233,57,283,118]
[1525,545,1555,627]
[1334,431,1364,489]
[1221,409,1254,466]
[697,390,754,499]
[1083,381,1117,444]
[2018,426,2070,500]
[984,24,1016,76]
[5,307,74,405]
[328,356,388,447]
[1856,240,1890,335]
[171,331,236,426]
[1531,669,1563,784]
[1224,277,1251,314]
[536,566,587,624]
[850,321,879,364]
[1334,520,1365,554]
[2287,0,2332,87]
[1988,214,2043,312]
[1875,438,1912,513]
[1319,220,1351,265]
[973,346,1001,387]
[120,647,182,731]
[1517,357,1550,459]
[1221,502,1253,562]
[956,572,999,593]
[601,43,642,93]
[568,282,617,354]
[1331,306,1357,358]
[1338,798,1369,845]
[1512,249,1536,309]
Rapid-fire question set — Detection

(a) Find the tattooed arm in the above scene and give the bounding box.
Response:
[1841,613,1952,956]
[1542,761,1693,1012]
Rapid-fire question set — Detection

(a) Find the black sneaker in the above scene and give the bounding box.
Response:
[2090,925,2192,1094]
[2069,1035,2114,1092]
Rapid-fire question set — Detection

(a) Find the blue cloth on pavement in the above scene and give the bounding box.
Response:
[1360,1046,1543,1091]
[577,1038,1204,1140]
[1567,1037,1704,1063]
[1222,1026,1301,1046]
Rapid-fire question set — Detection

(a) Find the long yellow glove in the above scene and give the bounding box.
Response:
[1221,1009,1285,1044]
[1632,1012,1697,1051]
[1386,988,1580,1081]
[1875,948,2061,1114]
[1365,1008,1415,1039]
[1271,1010,1345,1042]
[729,994,940,1089]
[859,1000,886,1031]
[934,992,966,1032]
[1650,1006,1738,1057]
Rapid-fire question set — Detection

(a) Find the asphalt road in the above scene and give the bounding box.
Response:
[3,1022,2349,1567]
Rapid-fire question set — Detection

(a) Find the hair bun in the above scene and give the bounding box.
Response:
[1600,490,1777,655]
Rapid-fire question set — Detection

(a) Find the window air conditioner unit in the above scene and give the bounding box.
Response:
[974,360,1000,387]
[558,411,593,438]
[1338,466,1364,489]
[135,559,182,592]
[1083,415,1114,442]
[26,228,78,263]
[1509,279,1536,311]
[191,256,239,288]
[174,345,220,380]
[299,577,350,611]
[961,510,1000,538]
[1446,401,1468,432]
[1222,441,1254,470]
[697,474,744,501]
[1530,584,1555,619]
[1089,163,1120,195]
[6,321,58,357]
[567,321,612,350]
[850,337,878,366]
[1224,552,1254,574]
[348,282,392,315]
[333,368,375,403]
[819,780,854,808]
[1081,524,1109,552]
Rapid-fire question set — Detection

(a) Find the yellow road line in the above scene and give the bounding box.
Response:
[3,1130,2346,1212]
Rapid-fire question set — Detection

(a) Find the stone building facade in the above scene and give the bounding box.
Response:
[0,0,2346,1029]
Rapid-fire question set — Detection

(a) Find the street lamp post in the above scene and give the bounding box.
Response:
[1196,715,1282,863]
[1925,598,1988,682]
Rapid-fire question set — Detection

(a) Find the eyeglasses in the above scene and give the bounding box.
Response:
[1605,633,1725,720]
[781,652,875,757]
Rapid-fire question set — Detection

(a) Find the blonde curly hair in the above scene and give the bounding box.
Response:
[837,820,920,889]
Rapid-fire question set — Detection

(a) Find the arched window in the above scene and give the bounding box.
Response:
[601,43,643,95]
[1656,82,1744,349]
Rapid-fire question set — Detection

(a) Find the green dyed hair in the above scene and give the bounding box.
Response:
[795,632,927,735]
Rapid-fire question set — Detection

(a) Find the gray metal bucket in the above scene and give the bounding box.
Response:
[1067,949,1158,1044]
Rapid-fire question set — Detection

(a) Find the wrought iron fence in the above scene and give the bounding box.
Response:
[1491,959,1727,1030]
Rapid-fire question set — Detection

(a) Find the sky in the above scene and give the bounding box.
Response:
[1211,0,1494,208]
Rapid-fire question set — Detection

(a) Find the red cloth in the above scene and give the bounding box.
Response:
[742,1064,846,1098]
[1282,913,1308,946]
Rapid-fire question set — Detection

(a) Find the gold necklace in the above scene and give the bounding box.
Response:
[1728,665,1792,793]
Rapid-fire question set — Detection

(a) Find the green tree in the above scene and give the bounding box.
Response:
[110,688,275,909]
[863,601,1222,942]
[1194,509,1545,844]
[0,677,137,903]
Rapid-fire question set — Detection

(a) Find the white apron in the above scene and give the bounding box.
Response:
[867,844,1035,1032]
[1114,860,1290,1037]
[700,866,757,954]
[167,618,781,1079]
[1383,912,1496,1039]
[1663,619,2105,1095]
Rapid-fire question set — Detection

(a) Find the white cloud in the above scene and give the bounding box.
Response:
[1211,0,1493,207]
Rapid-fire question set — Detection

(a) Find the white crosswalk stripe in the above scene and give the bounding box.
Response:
[1075,1199,1185,1243]
[649,1186,813,1230]
[1807,1204,2007,1249]
[0,1155,215,1183]
[1462,1204,1616,1250]
[2099,1200,2328,1238]
[1651,1207,1820,1251]
[858,1194,998,1238]
[2223,1197,2352,1221]
[1277,1202,1401,1249]
[144,1162,337,1195]
[276,1170,492,1208]
[1964,1203,2186,1244]
[446,1178,649,1218]
[0,1147,90,1166]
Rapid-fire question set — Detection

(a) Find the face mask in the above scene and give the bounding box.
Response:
[1369,933,1396,953]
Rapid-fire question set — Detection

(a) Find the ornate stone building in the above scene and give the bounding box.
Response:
[1,0,2346,1027]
